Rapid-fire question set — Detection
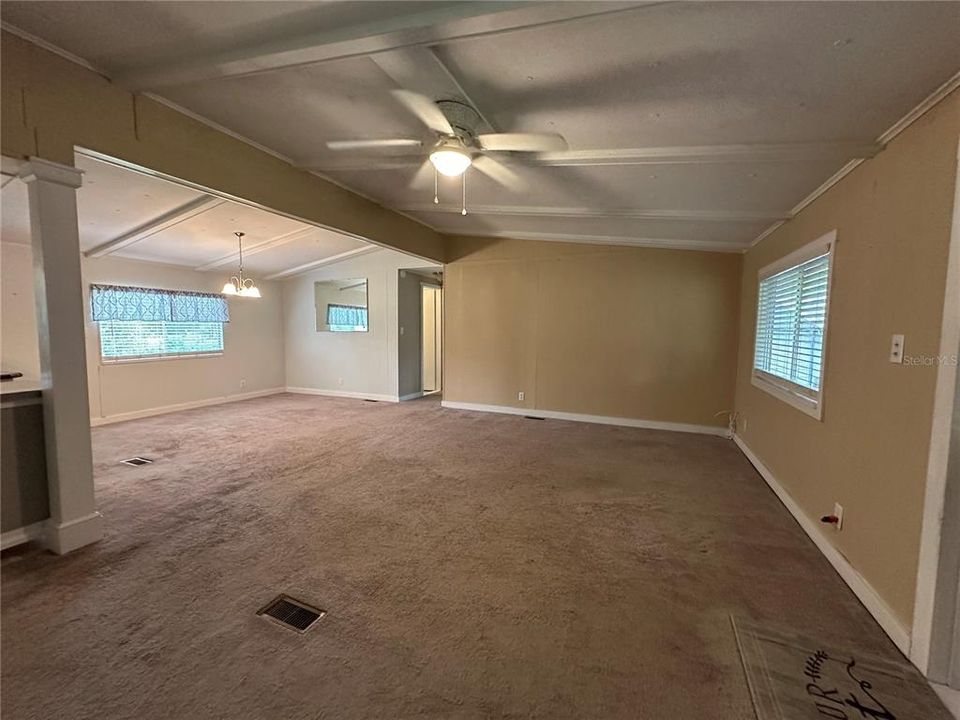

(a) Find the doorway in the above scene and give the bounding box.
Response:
[422,284,442,394]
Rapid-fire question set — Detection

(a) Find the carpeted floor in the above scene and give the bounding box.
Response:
[1,393,905,719]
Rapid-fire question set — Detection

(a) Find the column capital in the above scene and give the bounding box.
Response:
[19,157,83,189]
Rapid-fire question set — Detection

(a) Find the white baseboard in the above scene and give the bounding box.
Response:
[285,387,399,403]
[44,511,104,554]
[90,388,285,426]
[733,434,912,655]
[399,391,424,401]
[0,520,47,550]
[441,400,729,437]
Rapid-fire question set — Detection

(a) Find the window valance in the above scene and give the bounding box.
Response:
[90,284,230,323]
[327,304,367,328]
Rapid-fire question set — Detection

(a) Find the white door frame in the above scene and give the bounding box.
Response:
[912,136,960,682]
[420,281,442,394]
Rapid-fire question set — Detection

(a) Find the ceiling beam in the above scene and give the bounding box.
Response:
[521,142,884,166]
[193,226,317,271]
[264,245,380,281]
[371,46,498,133]
[433,228,747,253]
[402,204,789,223]
[84,196,224,258]
[301,142,883,172]
[114,2,643,89]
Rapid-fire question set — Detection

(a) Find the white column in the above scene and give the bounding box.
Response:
[19,157,103,554]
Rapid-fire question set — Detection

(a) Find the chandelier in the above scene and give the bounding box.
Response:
[221,231,260,298]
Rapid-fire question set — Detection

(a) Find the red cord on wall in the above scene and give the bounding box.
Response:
[820,515,839,524]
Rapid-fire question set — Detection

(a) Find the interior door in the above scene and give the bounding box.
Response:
[421,285,442,393]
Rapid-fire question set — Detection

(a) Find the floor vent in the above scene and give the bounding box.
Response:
[524,416,545,421]
[257,595,325,633]
[363,399,378,403]
[120,456,153,466]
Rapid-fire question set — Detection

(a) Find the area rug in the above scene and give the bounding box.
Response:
[732,617,952,720]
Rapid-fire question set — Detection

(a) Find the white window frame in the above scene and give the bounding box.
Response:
[96,320,225,364]
[751,229,837,420]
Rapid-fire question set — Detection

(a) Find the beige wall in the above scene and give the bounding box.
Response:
[733,90,960,628]
[0,244,286,420]
[0,31,445,263]
[445,237,742,427]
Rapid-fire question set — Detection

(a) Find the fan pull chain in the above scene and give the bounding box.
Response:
[433,167,439,205]
[461,171,467,215]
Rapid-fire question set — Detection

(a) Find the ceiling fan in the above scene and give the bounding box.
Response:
[326,90,567,211]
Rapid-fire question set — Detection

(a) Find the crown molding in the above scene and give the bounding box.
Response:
[750,69,960,249]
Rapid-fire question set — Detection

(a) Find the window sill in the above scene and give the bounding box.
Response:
[101,353,223,366]
[751,371,823,421]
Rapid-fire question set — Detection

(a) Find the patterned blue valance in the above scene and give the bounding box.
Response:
[90,284,230,323]
[327,303,367,329]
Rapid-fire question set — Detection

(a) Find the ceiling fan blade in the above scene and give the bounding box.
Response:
[472,155,525,192]
[477,133,568,152]
[409,160,435,189]
[326,139,422,151]
[391,90,454,135]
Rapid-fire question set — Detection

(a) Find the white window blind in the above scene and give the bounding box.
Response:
[752,231,835,419]
[754,253,830,390]
[99,320,224,360]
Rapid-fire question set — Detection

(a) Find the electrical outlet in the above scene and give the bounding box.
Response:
[889,334,904,364]
[518,391,525,401]
[833,502,844,531]
[400,326,405,336]
[240,378,246,389]
[338,377,344,387]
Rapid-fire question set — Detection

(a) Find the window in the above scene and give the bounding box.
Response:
[90,284,229,361]
[326,304,368,332]
[752,230,836,419]
[99,320,224,360]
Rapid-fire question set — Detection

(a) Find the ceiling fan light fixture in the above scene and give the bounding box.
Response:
[429,146,472,177]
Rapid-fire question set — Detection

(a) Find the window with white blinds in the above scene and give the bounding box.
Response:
[752,231,835,419]
[99,321,224,361]
[91,284,228,361]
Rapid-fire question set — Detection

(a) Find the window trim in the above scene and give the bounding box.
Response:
[751,229,837,421]
[100,351,224,366]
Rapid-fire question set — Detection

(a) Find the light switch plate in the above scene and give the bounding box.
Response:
[890,334,904,363]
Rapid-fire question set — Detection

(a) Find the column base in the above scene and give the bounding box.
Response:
[45,511,104,554]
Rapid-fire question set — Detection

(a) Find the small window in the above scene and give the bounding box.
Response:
[90,284,229,362]
[752,230,836,419]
